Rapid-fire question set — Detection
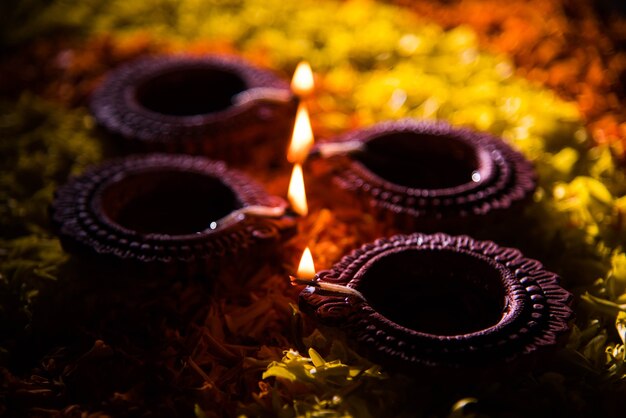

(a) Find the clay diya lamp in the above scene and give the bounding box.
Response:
[299,233,572,371]
[90,55,297,165]
[51,154,296,278]
[313,119,536,233]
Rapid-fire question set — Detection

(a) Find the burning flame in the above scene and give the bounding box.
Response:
[291,61,314,97]
[288,163,308,216]
[297,246,316,280]
[287,103,314,163]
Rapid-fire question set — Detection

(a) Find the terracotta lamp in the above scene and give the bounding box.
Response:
[299,233,572,370]
[90,55,297,165]
[51,154,296,278]
[314,119,536,233]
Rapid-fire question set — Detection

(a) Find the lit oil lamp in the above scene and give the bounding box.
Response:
[298,233,572,370]
[288,164,308,217]
[90,55,297,165]
[294,246,316,280]
[311,119,536,234]
[51,154,296,278]
[290,247,364,300]
[290,61,315,98]
[287,104,315,164]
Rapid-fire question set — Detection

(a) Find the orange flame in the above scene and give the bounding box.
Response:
[287,103,314,163]
[297,247,316,280]
[288,163,308,216]
[291,61,314,97]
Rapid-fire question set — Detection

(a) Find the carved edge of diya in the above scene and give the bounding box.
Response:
[299,233,572,369]
[90,54,297,158]
[50,154,296,276]
[327,119,536,231]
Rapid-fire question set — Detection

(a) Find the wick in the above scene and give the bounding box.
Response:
[210,205,286,230]
[311,141,364,158]
[289,275,365,300]
[232,88,293,106]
